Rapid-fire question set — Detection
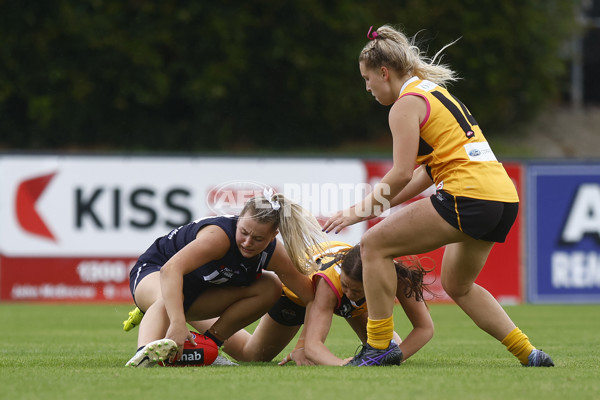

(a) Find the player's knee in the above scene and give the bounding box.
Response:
[359,234,376,260]
[360,229,377,250]
[241,346,274,362]
[441,278,471,300]
[359,235,386,270]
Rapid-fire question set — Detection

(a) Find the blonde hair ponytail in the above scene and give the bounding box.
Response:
[360,25,459,87]
[240,192,326,274]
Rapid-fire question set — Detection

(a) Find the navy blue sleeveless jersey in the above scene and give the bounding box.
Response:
[137,215,277,287]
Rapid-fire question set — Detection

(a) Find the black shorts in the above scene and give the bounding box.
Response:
[267,294,306,326]
[129,260,208,312]
[430,190,518,243]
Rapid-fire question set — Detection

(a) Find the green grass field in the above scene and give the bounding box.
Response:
[0,303,598,400]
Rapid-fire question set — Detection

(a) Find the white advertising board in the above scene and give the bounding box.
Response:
[0,155,367,257]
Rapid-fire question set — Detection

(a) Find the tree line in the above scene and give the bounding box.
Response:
[0,1,576,152]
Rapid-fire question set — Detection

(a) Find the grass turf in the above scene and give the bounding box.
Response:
[0,303,598,400]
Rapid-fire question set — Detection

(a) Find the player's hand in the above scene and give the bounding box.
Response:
[278,348,314,366]
[278,352,292,365]
[322,208,366,234]
[341,356,354,365]
[165,323,194,361]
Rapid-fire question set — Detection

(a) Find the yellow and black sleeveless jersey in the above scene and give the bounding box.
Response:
[282,241,368,319]
[399,77,519,203]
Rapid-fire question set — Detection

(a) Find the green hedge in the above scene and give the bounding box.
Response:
[0,1,576,151]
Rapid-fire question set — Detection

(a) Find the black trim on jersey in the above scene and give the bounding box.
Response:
[418,137,434,156]
[431,91,475,139]
[450,93,478,126]
[317,256,338,271]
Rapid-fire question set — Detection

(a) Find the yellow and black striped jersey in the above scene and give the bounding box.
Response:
[399,77,519,203]
[282,241,368,319]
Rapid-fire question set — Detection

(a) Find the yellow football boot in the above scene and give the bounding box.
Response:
[123,307,144,332]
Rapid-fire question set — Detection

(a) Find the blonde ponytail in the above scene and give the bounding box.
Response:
[359,25,459,87]
[240,192,326,274]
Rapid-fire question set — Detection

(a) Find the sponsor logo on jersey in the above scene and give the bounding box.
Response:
[464,142,497,162]
[416,80,438,91]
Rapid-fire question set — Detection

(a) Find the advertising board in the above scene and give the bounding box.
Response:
[0,155,366,301]
[527,164,600,303]
[0,155,525,303]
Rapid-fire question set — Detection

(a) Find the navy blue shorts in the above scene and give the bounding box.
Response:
[267,294,306,326]
[129,260,208,312]
[430,190,518,243]
[129,260,160,300]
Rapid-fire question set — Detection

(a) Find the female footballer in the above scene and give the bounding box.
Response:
[125,190,325,367]
[323,25,554,367]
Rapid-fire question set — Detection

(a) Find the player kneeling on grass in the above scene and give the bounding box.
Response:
[280,242,433,366]
[125,241,434,366]
[124,189,325,367]
[304,243,433,366]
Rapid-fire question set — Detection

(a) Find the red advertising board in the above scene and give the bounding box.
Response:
[0,155,522,304]
[0,256,136,302]
[364,161,523,304]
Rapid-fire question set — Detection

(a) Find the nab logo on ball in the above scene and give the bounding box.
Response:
[160,332,218,367]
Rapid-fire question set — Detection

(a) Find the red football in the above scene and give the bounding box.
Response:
[159,332,218,367]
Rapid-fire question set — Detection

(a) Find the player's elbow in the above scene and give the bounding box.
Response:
[421,320,435,343]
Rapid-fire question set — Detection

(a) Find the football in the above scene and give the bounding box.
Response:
[159,332,218,367]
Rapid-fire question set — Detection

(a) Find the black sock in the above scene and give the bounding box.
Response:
[203,330,224,347]
[136,346,144,352]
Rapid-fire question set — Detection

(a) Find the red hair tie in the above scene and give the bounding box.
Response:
[367,26,379,40]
